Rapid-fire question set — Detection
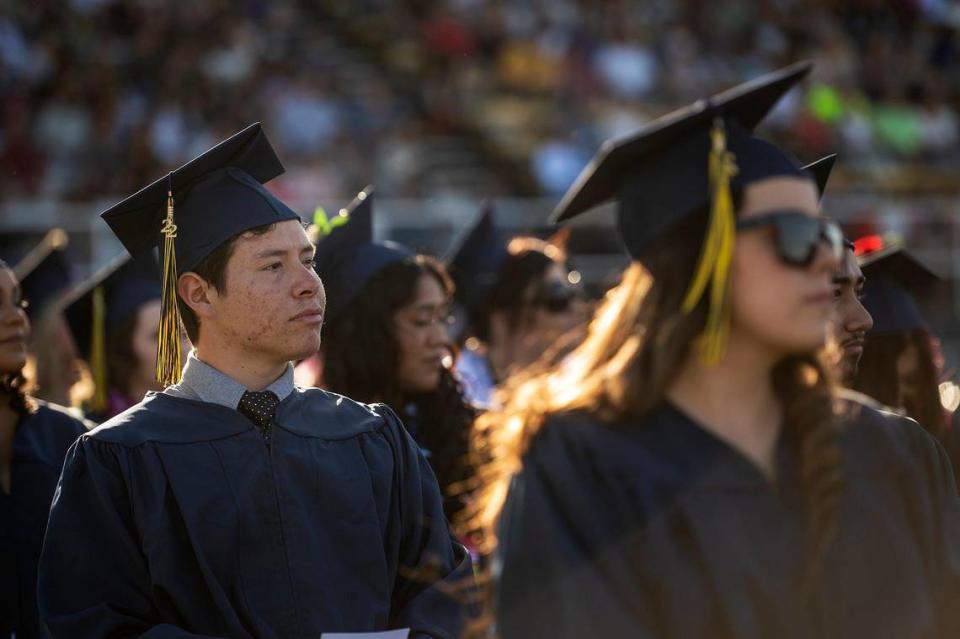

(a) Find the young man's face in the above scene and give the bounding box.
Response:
[832,248,873,381]
[208,220,324,365]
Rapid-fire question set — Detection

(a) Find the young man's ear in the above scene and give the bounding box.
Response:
[178,273,215,321]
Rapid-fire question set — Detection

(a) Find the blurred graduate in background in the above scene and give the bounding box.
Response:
[0,255,91,639]
[0,230,83,407]
[447,204,589,407]
[852,242,960,488]
[62,252,172,423]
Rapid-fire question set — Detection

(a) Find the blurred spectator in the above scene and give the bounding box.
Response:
[0,0,958,205]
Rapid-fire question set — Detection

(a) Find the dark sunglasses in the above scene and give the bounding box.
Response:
[736,211,842,267]
[534,281,580,314]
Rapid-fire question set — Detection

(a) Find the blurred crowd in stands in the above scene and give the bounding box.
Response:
[2,0,960,205]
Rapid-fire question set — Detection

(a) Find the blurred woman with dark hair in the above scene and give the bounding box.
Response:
[0,258,90,638]
[448,207,588,406]
[307,189,476,522]
[63,254,171,423]
[464,65,960,638]
[852,245,958,482]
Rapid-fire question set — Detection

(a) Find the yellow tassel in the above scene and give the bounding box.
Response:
[89,285,108,413]
[156,187,183,385]
[681,118,738,365]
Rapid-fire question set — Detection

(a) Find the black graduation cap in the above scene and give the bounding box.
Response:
[0,229,73,320]
[62,252,162,411]
[312,186,413,320]
[858,245,940,335]
[444,202,509,314]
[100,122,300,273]
[550,62,814,364]
[98,122,301,384]
[551,61,812,256]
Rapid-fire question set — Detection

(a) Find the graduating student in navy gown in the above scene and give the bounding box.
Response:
[852,244,960,489]
[63,252,169,423]
[464,63,960,639]
[38,124,471,638]
[307,188,476,525]
[0,256,89,639]
[447,205,588,407]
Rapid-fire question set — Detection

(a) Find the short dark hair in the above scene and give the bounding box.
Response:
[177,223,276,343]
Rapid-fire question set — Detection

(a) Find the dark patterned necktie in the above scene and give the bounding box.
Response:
[238,390,280,434]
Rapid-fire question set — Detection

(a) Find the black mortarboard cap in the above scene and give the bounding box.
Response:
[803,154,836,197]
[100,122,300,273]
[63,252,161,360]
[312,186,413,320]
[859,246,940,335]
[445,202,510,313]
[551,62,813,259]
[0,229,73,319]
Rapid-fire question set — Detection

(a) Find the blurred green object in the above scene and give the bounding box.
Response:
[873,104,922,155]
[807,83,845,123]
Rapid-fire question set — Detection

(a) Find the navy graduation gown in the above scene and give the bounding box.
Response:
[1,401,88,639]
[495,397,960,638]
[39,389,471,638]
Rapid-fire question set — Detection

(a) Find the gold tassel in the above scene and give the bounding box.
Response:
[681,118,739,365]
[156,183,183,385]
[89,285,108,413]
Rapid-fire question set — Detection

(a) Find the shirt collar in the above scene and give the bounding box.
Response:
[172,351,296,410]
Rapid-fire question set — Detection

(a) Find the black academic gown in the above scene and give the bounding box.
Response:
[39,389,471,639]
[495,396,960,639]
[1,401,88,639]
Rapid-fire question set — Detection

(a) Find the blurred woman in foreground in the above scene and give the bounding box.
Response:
[465,64,960,639]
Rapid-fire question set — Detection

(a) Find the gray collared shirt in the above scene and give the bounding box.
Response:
[165,351,295,409]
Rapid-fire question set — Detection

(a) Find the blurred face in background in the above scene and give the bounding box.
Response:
[525,263,589,341]
[729,177,839,359]
[0,267,29,376]
[393,272,451,394]
[832,248,873,381]
[487,257,589,377]
[129,300,165,395]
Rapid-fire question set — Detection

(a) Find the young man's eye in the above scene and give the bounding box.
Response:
[832,287,842,300]
[265,262,282,271]
[302,257,315,267]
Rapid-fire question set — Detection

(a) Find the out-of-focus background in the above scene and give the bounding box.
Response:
[2,0,959,349]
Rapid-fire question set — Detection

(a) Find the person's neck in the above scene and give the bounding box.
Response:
[194,342,287,392]
[666,331,783,480]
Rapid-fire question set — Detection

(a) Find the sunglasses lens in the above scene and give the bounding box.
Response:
[539,282,576,314]
[773,214,820,266]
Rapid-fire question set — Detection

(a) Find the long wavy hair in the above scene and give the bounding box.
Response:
[321,254,476,520]
[854,329,948,441]
[0,259,37,420]
[459,210,844,629]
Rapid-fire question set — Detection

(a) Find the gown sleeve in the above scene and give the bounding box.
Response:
[493,416,659,639]
[920,432,960,636]
[38,436,225,639]
[378,406,473,639]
